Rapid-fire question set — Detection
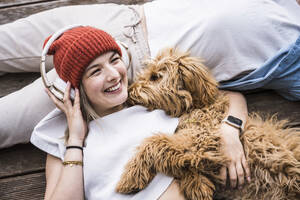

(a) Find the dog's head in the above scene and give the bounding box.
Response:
[128,48,219,117]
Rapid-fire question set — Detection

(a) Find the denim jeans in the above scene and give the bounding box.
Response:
[220,34,300,101]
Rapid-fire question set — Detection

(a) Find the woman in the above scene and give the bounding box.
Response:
[1,0,300,190]
[32,26,184,200]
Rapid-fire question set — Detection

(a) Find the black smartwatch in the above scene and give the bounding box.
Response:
[222,115,244,134]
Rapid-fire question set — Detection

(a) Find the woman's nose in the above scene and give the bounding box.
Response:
[105,64,119,81]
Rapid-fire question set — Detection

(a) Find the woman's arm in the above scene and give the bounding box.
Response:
[45,148,84,200]
[44,82,87,199]
[218,91,251,189]
[158,180,185,200]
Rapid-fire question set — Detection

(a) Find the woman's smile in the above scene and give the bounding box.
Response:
[104,81,121,93]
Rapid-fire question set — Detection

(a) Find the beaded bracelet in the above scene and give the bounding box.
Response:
[62,161,83,167]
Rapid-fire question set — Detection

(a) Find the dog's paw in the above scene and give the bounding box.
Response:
[115,172,152,194]
[115,162,155,194]
[115,175,141,194]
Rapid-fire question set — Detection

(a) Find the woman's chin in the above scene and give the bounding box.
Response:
[108,93,128,111]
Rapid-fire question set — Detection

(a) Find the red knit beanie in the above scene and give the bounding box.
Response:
[43,26,122,88]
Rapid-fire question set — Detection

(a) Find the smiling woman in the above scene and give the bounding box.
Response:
[30,25,185,200]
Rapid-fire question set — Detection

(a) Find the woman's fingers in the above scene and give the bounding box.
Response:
[73,88,81,109]
[220,161,247,189]
[235,161,245,188]
[228,156,249,189]
[218,123,251,190]
[44,81,76,114]
[63,81,72,109]
[228,163,237,188]
[242,156,251,183]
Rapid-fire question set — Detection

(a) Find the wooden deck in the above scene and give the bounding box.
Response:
[0,1,299,199]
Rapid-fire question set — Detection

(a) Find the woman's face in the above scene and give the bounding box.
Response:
[81,51,128,117]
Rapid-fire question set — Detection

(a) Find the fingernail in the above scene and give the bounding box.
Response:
[247,176,251,183]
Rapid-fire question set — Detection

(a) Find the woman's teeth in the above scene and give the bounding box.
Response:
[105,82,121,92]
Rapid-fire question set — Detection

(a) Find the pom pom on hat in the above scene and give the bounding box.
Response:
[43,26,122,88]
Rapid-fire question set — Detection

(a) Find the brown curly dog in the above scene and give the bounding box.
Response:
[115,48,300,200]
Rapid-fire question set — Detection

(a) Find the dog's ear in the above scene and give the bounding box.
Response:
[178,55,219,107]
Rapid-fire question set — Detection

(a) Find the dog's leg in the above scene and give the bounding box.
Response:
[115,143,156,194]
[177,170,215,200]
[116,133,195,194]
[116,131,224,194]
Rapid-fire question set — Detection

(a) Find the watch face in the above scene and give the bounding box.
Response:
[228,115,243,126]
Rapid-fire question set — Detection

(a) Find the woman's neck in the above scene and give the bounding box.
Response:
[96,104,125,117]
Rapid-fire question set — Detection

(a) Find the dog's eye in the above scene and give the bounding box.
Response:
[150,73,159,81]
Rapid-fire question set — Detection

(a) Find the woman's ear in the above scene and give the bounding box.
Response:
[179,56,219,108]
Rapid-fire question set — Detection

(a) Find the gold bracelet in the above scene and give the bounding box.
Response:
[62,161,83,167]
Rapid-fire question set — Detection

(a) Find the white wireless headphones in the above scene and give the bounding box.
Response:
[41,24,131,101]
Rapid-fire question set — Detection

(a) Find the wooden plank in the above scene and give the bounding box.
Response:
[0,172,45,200]
[0,0,52,5]
[0,73,40,98]
[0,0,55,9]
[0,0,151,25]
[0,0,31,5]
[0,143,46,178]
[245,90,300,124]
[0,0,48,6]
[0,0,148,7]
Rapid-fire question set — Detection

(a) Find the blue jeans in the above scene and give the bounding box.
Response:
[220,34,300,101]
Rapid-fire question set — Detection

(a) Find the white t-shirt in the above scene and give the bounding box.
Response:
[31,105,179,200]
[144,0,300,81]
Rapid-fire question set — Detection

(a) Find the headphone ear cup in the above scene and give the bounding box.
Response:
[116,41,131,68]
[53,77,75,100]
[41,24,83,102]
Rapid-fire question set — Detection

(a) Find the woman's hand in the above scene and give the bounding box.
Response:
[218,123,251,189]
[218,90,250,189]
[45,81,87,144]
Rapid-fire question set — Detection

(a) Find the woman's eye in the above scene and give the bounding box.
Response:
[111,57,120,63]
[91,69,101,75]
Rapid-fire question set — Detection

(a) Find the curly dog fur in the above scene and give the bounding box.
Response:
[115,48,300,200]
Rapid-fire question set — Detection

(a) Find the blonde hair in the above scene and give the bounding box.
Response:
[64,83,100,143]
[79,83,100,123]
